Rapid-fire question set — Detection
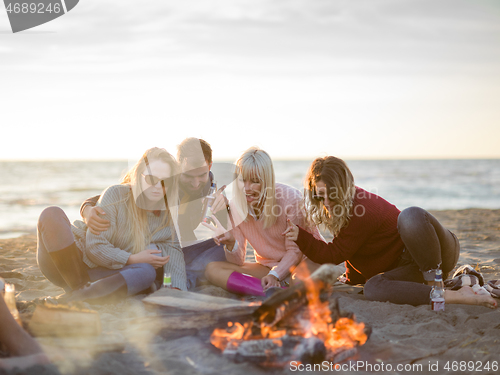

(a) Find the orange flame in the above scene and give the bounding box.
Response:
[210,321,248,350]
[260,324,287,339]
[328,318,367,349]
[210,263,367,354]
[299,263,367,351]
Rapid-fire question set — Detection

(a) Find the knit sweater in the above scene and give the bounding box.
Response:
[295,187,404,284]
[225,183,324,280]
[71,184,187,290]
[80,171,227,247]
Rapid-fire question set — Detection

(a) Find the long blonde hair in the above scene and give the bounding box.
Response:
[304,156,355,236]
[117,147,179,254]
[236,147,277,229]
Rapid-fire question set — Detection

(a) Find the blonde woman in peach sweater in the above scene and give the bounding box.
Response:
[203,147,323,296]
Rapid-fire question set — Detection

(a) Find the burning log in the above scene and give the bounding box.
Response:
[223,335,327,366]
[222,335,360,367]
[252,264,344,327]
[210,263,369,368]
[223,338,286,364]
[294,337,326,365]
[330,347,358,363]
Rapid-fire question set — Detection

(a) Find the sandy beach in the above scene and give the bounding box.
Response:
[1,209,499,375]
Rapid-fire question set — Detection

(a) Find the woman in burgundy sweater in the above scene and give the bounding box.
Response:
[283,156,497,308]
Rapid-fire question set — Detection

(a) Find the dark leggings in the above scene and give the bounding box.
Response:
[364,207,460,306]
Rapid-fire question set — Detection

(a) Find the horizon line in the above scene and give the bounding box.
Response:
[1,156,500,162]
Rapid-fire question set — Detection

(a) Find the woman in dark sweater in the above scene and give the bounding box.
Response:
[283,156,497,308]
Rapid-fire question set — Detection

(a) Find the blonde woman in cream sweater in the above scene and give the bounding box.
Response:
[37,147,186,304]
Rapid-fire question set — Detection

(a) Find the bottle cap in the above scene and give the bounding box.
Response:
[5,284,15,293]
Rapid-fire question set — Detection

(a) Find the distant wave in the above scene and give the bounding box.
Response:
[1,159,499,236]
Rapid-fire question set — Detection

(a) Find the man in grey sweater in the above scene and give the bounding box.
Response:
[81,138,235,290]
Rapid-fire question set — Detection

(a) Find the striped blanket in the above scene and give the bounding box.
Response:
[444,264,500,298]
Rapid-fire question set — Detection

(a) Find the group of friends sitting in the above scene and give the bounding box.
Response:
[35,137,500,307]
[1,137,497,369]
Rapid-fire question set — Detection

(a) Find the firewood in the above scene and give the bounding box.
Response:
[222,335,329,367]
[223,338,285,364]
[328,298,341,322]
[28,303,101,337]
[330,347,358,363]
[293,337,326,365]
[223,335,304,365]
[137,289,261,330]
[142,287,259,315]
[252,264,344,326]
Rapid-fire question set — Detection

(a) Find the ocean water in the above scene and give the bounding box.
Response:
[1,159,499,238]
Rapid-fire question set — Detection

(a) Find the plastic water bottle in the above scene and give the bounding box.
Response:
[163,272,172,289]
[430,269,445,312]
[201,181,217,225]
[3,283,22,325]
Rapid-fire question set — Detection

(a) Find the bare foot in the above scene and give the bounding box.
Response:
[445,286,498,309]
[0,353,50,370]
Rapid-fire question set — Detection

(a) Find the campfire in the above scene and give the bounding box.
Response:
[210,265,370,367]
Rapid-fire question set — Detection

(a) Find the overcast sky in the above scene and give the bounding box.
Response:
[1,0,499,161]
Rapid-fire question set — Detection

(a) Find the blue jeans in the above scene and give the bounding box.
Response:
[183,239,225,290]
[364,207,460,306]
[36,206,156,295]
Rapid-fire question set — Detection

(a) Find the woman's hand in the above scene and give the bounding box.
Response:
[83,206,110,235]
[202,214,236,250]
[281,219,299,241]
[127,250,170,269]
[261,274,280,291]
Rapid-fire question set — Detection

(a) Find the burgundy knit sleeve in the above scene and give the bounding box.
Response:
[295,203,380,265]
[295,227,338,264]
